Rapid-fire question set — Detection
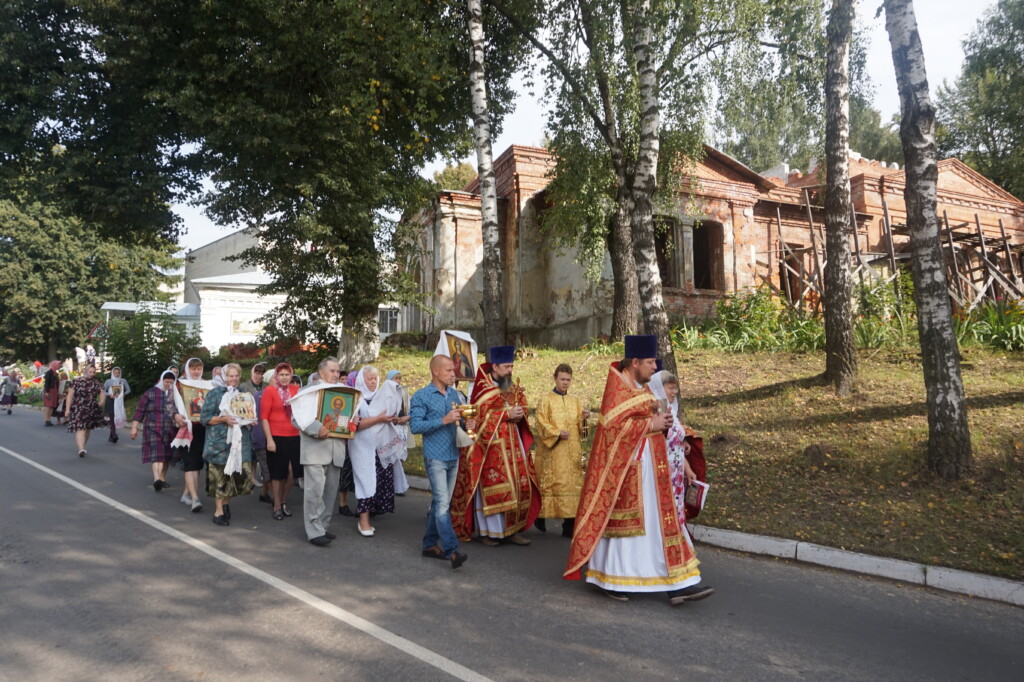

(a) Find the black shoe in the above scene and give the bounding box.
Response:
[280,503,292,517]
[44,421,53,427]
[273,509,285,521]
[111,435,118,444]
[667,585,715,606]
[449,551,468,569]
[535,518,547,533]
[324,532,336,540]
[338,506,354,517]
[562,518,576,537]
[601,588,630,602]
[153,480,165,492]
[212,515,230,526]
[259,493,273,504]
[223,505,231,520]
[309,535,332,546]
[78,450,86,458]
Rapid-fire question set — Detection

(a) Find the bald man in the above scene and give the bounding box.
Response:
[410,355,474,569]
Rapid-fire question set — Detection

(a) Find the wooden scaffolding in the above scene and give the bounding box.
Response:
[755,190,1024,313]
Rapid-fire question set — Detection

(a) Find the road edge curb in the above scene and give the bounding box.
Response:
[406,475,1022,607]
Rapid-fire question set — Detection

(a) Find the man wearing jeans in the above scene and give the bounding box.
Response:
[410,355,473,569]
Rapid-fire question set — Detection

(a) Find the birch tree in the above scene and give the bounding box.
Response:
[884,0,972,479]
[823,0,857,395]
[467,0,508,352]
[492,0,820,369]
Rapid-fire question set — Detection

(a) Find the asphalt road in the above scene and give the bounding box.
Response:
[1,406,1021,681]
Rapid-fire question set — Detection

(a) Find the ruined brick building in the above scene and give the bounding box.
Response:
[407,144,1024,349]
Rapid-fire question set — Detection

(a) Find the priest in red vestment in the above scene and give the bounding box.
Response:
[564,335,714,605]
[450,345,540,546]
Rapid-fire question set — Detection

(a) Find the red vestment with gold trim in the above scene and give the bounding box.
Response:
[450,364,540,541]
[564,363,700,582]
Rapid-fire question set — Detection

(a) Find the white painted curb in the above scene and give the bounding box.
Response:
[406,479,1024,607]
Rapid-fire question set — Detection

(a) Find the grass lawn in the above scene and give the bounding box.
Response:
[377,345,1023,581]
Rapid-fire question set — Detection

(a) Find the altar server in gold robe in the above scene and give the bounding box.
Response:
[533,363,589,537]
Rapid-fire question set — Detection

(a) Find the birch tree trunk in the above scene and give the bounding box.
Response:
[823,0,857,396]
[627,0,676,374]
[885,0,972,479]
[610,184,641,339]
[467,0,507,351]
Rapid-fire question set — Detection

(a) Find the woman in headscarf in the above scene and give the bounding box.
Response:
[385,369,412,496]
[1,368,21,415]
[349,366,407,537]
[307,372,320,386]
[210,366,225,387]
[172,358,214,513]
[200,363,255,526]
[649,370,701,531]
[55,370,70,426]
[103,367,131,443]
[260,362,301,521]
[43,361,61,426]
[65,364,106,457]
[131,371,188,491]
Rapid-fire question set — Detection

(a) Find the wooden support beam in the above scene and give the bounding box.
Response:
[802,189,825,308]
[998,218,1020,282]
[880,195,901,300]
[942,211,965,304]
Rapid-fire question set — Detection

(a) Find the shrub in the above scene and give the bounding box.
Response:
[107,310,202,386]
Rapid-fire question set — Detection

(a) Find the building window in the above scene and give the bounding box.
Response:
[378,307,400,335]
[655,217,681,288]
[692,221,724,291]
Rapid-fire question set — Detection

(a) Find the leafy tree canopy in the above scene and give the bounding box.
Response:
[0,199,180,363]
[937,0,1024,199]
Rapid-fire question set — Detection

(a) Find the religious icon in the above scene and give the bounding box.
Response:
[110,385,122,398]
[178,384,209,423]
[448,337,475,381]
[230,392,256,421]
[317,386,360,439]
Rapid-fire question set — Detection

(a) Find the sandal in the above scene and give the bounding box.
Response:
[280,503,292,517]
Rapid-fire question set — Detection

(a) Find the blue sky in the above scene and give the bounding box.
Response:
[174,1,996,251]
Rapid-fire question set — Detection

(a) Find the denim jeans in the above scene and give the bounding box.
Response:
[423,457,460,555]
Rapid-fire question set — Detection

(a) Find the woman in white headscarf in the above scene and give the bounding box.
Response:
[349,366,407,537]
[131,371,187,491]
[103,367,131,443]
[649,370,698,531]
[172,358,214,513]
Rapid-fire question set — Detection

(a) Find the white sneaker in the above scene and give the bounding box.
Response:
[191,498,203,513]
[180,492,193,505]
[297,477,304,489]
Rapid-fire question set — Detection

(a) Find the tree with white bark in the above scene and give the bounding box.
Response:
[884,0,972,479]
[467,0,508,352]
[823,0,858,395]
[490,0,820,372]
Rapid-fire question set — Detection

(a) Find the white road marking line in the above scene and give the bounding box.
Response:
[0,445,492,682]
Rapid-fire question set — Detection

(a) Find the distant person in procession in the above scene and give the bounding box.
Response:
[65,364,106,458]
[131,371,187,491]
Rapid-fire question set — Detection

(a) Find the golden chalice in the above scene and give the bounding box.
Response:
[453,402,479,440]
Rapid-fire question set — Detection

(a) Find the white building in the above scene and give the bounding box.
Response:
[103,228,286,353]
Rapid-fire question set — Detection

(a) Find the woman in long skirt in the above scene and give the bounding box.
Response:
[103,367,131,443]
[350,366,407,537]
[43,361,60,426]
[131,371,187,491]
[65,364,106,457]
[201,363,254,526]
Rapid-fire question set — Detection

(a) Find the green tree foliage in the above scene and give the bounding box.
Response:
[715,19,902,173]
[433,162,479,192]
[937,0,1024,199]
[106,309,201,388]
[0,0,197,245]
[77,0,528,349]
[0,200,179,363]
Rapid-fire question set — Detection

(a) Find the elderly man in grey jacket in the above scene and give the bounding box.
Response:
[293,357,358,546]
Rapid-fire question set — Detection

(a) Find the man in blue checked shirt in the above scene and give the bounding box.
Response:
[410,355,475,569]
